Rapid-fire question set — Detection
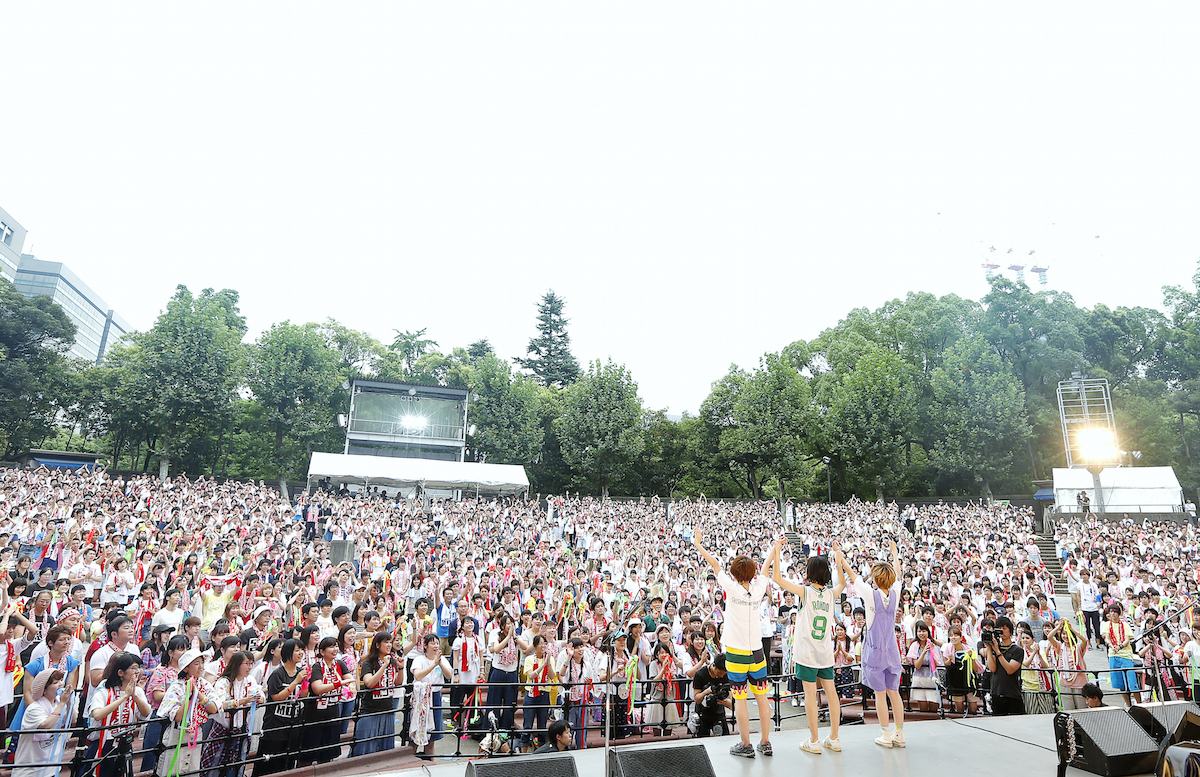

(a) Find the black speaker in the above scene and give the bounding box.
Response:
[1155,710,1200,777]
[607,742,716,777]
[1054,708,1160,777]
[1157,741,1200,777]
[1130,701,1200,744]
[465,753,579,777]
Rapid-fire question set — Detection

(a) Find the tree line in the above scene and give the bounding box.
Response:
[3,271,1200,502]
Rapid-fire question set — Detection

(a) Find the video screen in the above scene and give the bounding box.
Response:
[350,390,465,440]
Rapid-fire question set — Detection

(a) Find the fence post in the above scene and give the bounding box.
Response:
[772,676,782,732]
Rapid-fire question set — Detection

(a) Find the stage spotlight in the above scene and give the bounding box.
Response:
[402,415,427,431]
[1078,427,1119,463]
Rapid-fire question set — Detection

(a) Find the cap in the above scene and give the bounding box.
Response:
[251,605,272,621]
[153,624,176,636]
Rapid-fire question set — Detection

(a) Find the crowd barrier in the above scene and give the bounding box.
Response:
[9,659,1197,776]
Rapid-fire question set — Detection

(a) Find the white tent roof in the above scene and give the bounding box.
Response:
[308,452,530,495]
[1052,466,1183,513]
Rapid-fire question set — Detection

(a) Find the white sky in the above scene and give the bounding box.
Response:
[3,4,1198,414]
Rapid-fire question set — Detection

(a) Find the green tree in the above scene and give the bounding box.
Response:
[729,353,812,506]
[516,291,581,388]
[979,277,1086,477]
[389,328,438,375]
[696,366,760,497]
[634,411,695,497]
[527,385,572,494]
[823,345,919,500]
[136,286,246,479]
[248,322,343,494]
[318,318,388,377]
[0,278,77,457]
[1081,304,1165,385]
[467,339,494,363]
[929,337,1031,499]
[466,354,542,464]
[556,359,645,496]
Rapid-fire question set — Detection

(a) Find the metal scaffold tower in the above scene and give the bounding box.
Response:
[1056,375,1119,468]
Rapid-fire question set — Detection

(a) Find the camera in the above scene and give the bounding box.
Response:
[711,683,731,702]
[980,628,995,645]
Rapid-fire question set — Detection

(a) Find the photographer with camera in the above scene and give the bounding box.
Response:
[981,616,1025,716]
[691,654,733,738]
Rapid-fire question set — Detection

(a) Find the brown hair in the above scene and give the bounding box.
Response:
[729,556,756,584]
[871,562,896,591]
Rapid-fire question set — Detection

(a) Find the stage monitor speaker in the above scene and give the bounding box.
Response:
[607,742,716,777]
[1157,740,1200,777]
[329,539,356,567]
[1130,701,1200,744]
[1155,710,1200,777]
[1054,708,1160,777]
[465,753,579,777]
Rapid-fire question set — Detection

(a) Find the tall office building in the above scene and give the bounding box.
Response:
[14,256,130,365]
[1,203,129,364]
[0,205,28,282]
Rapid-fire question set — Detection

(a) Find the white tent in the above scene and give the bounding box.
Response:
[1052,466,1183,514]
[307,452,530,496]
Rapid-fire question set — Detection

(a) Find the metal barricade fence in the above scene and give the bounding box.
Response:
[9,661,1195,773]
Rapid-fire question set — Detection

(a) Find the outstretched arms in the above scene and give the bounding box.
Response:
[693,529,722,576]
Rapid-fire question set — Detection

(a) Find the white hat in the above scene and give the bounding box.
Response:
[30,667,58,700]
[179,649,204,670]
[252,605,272,621]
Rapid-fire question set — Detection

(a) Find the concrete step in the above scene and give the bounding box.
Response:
[1035,538,1062,578]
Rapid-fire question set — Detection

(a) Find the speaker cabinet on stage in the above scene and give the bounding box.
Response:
[607,742,716,777]
[1158,740,1200,777]
[1129,701,1200,744]
[329,539,356,567]
[465,753,579,777]
[1054,708,1160,777]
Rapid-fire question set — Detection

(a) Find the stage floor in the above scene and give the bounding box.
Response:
[407,713,1116,777]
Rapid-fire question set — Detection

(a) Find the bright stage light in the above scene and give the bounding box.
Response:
[1077,427,1118,462]
[402,415,427,431]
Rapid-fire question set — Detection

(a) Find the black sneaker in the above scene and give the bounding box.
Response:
[730,743,756,759]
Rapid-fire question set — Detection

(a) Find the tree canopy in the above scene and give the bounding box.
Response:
[14,267,1200,502]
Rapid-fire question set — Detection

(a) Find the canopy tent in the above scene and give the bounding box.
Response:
[307,452,529,496]
[1033,488,1055,501]
[1052,466,1183,513]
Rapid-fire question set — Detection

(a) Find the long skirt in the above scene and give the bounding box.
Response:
[351,704,397,756]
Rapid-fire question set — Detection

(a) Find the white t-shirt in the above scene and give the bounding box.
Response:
[853,578,901,630]
[151,607,185,632]
[716,571,770,653]
[411,655,447,690]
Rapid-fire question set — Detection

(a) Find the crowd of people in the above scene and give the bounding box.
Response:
[0,463,1193,774]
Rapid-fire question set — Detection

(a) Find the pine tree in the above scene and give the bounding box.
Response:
[516,291,581,388]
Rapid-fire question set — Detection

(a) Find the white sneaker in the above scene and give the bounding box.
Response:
[891,729,906,748]
[791,698,799,707]
[800,740,823,754]
[875,731,894,748]
[822,736,842,752]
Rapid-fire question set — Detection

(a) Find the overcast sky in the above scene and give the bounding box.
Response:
[3,4,1198,414]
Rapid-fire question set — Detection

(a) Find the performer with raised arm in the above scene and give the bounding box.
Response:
[693,528,772,760]
[836,537,906,748]
[768,539,843,754]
